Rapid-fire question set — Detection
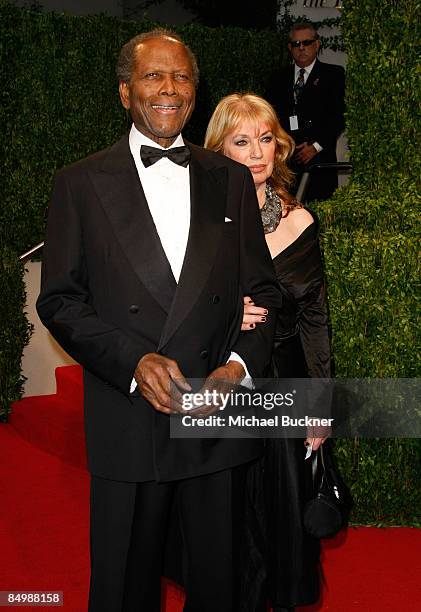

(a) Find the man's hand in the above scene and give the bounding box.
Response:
[134,353,191,415]
[187,361,245,417]
[295,142,318,165]
[210,361,246,385]
[241,295,268,331]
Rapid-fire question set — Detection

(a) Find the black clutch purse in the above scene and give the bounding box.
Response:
[303,442,353,539]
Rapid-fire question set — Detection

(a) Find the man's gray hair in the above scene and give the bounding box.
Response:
[116,28,199,87]
[289,21,319,41]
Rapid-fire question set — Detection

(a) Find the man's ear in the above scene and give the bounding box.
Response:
[315,39,321,54]
[119,81,130,110]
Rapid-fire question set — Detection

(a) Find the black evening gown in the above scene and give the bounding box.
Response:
[242,212,331,611]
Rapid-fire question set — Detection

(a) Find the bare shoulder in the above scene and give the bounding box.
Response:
[283,206,314,235]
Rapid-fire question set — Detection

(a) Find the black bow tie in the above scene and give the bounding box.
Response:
[140,144,190,168]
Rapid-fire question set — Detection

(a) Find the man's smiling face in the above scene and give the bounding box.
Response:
[119,36,196,148]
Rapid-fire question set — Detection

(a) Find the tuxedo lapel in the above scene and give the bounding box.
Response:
[158,145,227,350]
[90,135,176,314]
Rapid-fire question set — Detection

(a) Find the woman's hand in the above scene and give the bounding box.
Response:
[305,436,328,453]
[305,423,331,452]
[241,295,268,331]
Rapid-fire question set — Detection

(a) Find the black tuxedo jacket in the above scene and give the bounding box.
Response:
[37,135,281,482]
[269,59,345,157]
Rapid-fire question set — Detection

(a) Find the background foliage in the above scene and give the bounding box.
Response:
[342,0,420,188]
[1,0,420,523]
[320,180,420,525]
[0,247,33,421]
[314,0,420,525]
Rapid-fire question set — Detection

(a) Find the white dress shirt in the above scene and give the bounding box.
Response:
[294,59,322,153]
[128,125,250,391]
[129,125,190,282]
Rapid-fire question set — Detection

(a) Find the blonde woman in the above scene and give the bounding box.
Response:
[205,93,330,612]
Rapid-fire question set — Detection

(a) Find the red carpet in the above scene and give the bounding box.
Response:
[1,366,420,611]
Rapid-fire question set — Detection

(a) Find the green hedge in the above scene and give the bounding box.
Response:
[319,181,419,378]
[315,180,420,526]
[0,247,33,422]
[314,0,421,526]
[335,438,421,526]
[341,0,419,188]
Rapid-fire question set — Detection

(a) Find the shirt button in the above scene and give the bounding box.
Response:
[129,304,139,314]
[212,295,220,304]
[200,350,208,359]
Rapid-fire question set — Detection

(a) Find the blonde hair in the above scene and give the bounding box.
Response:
[204,93,295,201]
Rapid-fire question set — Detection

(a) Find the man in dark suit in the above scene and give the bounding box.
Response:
[37,29,280,612]
[269,22,345,201]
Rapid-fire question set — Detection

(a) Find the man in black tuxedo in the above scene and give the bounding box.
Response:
[37,29,280,612]
[269,22,345,201]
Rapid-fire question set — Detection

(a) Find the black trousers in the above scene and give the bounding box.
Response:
[88,465,247,612]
